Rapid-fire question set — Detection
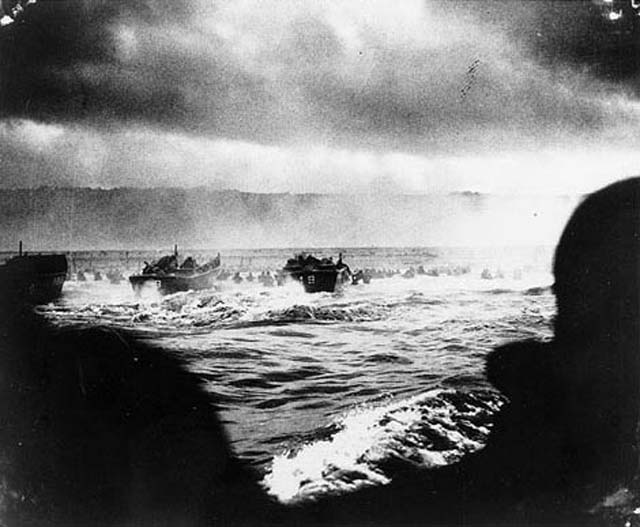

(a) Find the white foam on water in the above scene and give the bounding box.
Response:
[262,389,502,504]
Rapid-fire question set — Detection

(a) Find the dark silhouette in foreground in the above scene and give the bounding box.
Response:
[0,311,277,526]
[0,178,638,526]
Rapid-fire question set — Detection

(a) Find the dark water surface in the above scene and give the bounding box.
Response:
[38,246,555,502]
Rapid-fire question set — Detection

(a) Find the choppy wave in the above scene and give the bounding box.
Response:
[262,389,504,503]
[38,290,391,330]
[37,290,244,329]
[259,304,388,324]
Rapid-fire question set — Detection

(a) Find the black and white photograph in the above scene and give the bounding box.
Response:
[0,1,639,525]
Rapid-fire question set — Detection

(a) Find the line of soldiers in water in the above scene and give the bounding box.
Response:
[66,262,525,286]
[73,268,125,284]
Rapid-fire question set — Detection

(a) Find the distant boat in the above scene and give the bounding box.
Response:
[129,247,221,295]
[283,253,351,293]
[0,242,67,304]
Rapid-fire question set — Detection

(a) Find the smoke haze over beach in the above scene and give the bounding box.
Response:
[0,0,638,198]
[0,187,580,250]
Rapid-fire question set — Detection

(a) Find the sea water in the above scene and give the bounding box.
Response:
[37,246,556,503]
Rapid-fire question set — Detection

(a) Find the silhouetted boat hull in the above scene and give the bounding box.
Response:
[1,254,68,304]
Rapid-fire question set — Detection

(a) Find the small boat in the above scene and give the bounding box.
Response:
[283,253,351,293]
[129,247,221,295]
[0,242,67,304]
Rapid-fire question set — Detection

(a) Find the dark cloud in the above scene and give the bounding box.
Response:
[0,0,314,144]
[469,1,640,84]
[0,0,638,191]
[1,1,638,142]
[0,1,204,125]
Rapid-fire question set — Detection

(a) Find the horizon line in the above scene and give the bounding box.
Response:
[0,185,586,198]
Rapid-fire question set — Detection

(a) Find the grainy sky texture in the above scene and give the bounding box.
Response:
[0,0,639,193]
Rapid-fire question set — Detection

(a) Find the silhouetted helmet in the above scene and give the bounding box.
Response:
[553,177,640,340]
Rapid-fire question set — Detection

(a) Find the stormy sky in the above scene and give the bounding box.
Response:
[0,0,639,194]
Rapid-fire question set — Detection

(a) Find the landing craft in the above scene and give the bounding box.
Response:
[0,241,67,304]
[129,246,221,295]
[283,252,352,293]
